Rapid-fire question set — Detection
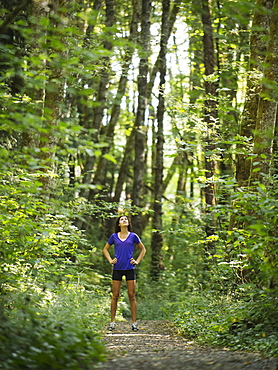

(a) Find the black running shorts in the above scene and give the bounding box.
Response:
[112,269,136,281]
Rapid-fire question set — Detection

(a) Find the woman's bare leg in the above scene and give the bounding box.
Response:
[126,280,137,323]
[111,280,121,322]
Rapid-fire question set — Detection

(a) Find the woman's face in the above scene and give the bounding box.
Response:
[119,216,129,227]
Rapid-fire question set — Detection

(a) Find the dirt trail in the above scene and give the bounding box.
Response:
[96,320,278,370]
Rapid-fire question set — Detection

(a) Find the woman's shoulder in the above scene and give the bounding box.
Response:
[108,232,117,241]
[130,231,140,240]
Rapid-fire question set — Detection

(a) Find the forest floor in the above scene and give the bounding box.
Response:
[96,320,278,370]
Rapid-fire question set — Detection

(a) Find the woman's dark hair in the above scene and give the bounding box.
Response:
[114,215,132,233]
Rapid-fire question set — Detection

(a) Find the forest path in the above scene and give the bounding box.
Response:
[96,320,278,370]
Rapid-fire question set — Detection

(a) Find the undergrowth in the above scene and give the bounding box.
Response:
[170,290,278,357]
[0,282,109,369]
[135,273,278,357]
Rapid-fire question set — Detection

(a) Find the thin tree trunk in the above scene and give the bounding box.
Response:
[84,0,104,40]
[271,108,278,178]
[80,0,115,198]
[163,154,181,193]
[147,0,181,99]
[201,0,217,239]
[201,0,217,207]
[113,129,135,203]
[89,0,140,200]
[132,0,151,235]
[39,1,67,191]
[176,152,188,201]
[150,0,170,280]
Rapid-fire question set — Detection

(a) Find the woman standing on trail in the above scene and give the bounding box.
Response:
[103,215,146,331]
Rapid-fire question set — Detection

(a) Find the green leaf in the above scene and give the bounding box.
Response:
[103,153,117,164]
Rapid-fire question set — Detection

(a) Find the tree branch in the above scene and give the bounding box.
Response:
[0,0,32,34]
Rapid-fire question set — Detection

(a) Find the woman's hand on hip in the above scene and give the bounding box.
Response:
[130,258,138,265]
[111,258,118,265]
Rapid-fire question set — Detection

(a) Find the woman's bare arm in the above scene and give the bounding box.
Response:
[103,243,117,264]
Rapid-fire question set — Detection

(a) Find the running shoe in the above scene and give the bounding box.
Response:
[108,322,116,331]
[132,322,138,331]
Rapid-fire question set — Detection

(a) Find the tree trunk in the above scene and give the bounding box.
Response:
[132,0,151,235]
[113,129,135,203]
[147,0,181,99]
[80,0,115,198]
[271,108,278,178]
[201,0,217,212]
[89,0,140,200]
[250,0,278,183]
[84,0,104,40]
[20,0,65,191]
[236,0,274,186]
[162,154,181,193]
[176,152,188,201]
[150,0,170,280]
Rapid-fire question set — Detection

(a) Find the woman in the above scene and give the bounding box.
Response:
[103,215,146,331]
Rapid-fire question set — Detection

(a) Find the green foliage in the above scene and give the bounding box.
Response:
[136,179,278,357]
[170,289,278,357]
[0,159,114,369]
[210,180,278,290]
[133,263,278,357]
[1,175,84,284]
[161,200,210,290]
[0,284,108,369]
[1,0,278,363]
[0,170,111,368]
[136,271,175,320]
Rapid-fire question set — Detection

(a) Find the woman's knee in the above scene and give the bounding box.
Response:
[128,291,136,301]
[112,291,120,301]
